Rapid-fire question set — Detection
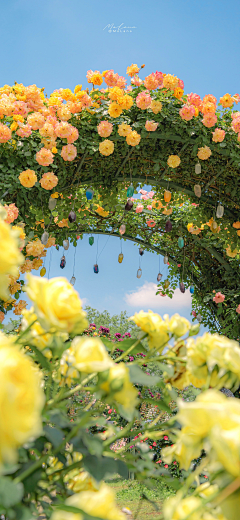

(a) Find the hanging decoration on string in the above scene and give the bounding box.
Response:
[70,242,77,286]
[194,184,201,198]
[165,219,172,232]
[60,255,66,269]
[179,246,186,293]
[157,255,162,282]
[63,239,69,250]
[125,199,133,211]
[49,196,57,211]
[119,224,126,235]
[164,254,168,264]
[41,231,49,246]
[118,239,124,264]
[40,266,46,277]
[164,190,171,203]
[139,247,144,256]
[127,184,134,198]
[137,245,143,278]
[86,188,94,201]
[68,210,76,223]
[94,235,99,274]
[89,236,94,246]
[216,203,224,218]
[195,162,201,174]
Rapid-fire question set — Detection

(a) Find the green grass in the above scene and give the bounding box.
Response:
[106,477,175,519]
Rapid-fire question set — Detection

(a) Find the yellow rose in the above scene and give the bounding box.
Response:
[21,307,68,356]
[100,363,138,416]
[150,100,162,114]
[65,470,99,493]
[118,123,132,136]
[0,333,44,464]
[25,274,88,334]
[167,155,181,168]
[126,130,141,146]
[71,337,114,373]
[197,146,212,160]
[99,139,114,156]
[0,217,24,300]
[50,483,125,520]
[130,310,169,351]
[108,102,123,118]
[163,494,203,520]
[162,426,203,470]
[167,314,191,337]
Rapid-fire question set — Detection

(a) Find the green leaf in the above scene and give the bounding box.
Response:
[14,505,34,520]
[83,455,128,481]
[129,365,161,386]
[23,469,42,493]
[115,338,147,355]
[44,425,64,448]
[29,344,52,371]
[0,477,23,507]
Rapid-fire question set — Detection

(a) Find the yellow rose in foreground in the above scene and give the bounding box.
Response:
[166,314,191,337]
[0,217,24,300]
[163,494,203,520]
[21,307,68,357]
[0,333,44,464]
[65,470,99,493]
[130,310,169,351]
[50,483,125,520]
[100,363,138,416]
[71,336,114,373]
[25,274,88,334]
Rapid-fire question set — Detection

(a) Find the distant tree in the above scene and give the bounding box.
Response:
[84,306,139,337]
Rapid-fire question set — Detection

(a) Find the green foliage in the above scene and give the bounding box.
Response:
[84,307,139,337]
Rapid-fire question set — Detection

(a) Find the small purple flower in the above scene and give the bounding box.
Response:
[89,323,96,329]
[114,333,122,338]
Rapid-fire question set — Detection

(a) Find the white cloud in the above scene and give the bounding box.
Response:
[124,282,192,309]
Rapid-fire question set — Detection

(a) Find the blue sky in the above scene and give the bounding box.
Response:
[2,0,239,324]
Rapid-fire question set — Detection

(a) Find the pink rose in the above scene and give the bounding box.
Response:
[147,205,152,210]
[213,292,225,304]
[236,305,240,314]
[136,204,143,213]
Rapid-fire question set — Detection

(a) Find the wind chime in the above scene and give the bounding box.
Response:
[118,239,124,264]
[70,242,77,286]
[93,236,99,274]
[157,255,162,282]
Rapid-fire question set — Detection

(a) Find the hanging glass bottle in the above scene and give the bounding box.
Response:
[48,197,57,210]
[216,203,224,218]
[68,210,76,223]
[164,190,171,203]
[63,239,69,250]
[125,199,133,211]
[60,255,66,269]
[190,285,194,294]
[41,231,49,245]
[89,236,94,246]
[195,163,201,174]
[165,220,172,232]
[164,254,168,264]
[127,184,134,198]
[194,184,201,198]
[210,220,218,233]
[139,248,144,256]
[119,224,126,235]
[178,237,184,248]
[118,253,124,264]
[93,264,99,274]
[196,313,202,323]
[157,273,162,282]
[137,268,142,279]
[40,267,46,277]
[70,276,76,286]
[179,281,185,293]
[164,279,170,289]
[86,188,94,201]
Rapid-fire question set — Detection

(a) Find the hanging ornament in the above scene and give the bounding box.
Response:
[70,276,76,286]
[164,254,168,264]
[56,245,59,251]
[179,281,185,293]
[118,253,124,264]
[125,199,133,211]
[86,188,94,201]
[127,184,134,198]
[194,184,201,198]
[68,210,76,223]
[63,239,69,250]
[89,236,94,246]
[119,224,126,235]
[164,190,171,203]
[93,264,99,274]
[164,279,170,289]
[165,220,172,232]
[41,231,49,245]
[157,273,162,282]
[139,248,144,256]
[195,163,201,174]
[137,268,142,279]
[60,255,66,269]
[216,203,224,218]
[178,237,184,248]
[40,267,46,277]
[196,313,202,323]
[210,220,218,233]
[190,285,194,294]
[49,197,57,211]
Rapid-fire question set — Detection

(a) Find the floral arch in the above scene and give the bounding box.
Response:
[1,66,240,336]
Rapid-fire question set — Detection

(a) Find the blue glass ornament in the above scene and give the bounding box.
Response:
[60,255,66,269]
[190,285,194,294]
[178,237,184,248]
[127,184,134,198]
[93,264,99,274]
[86,188,94,201]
